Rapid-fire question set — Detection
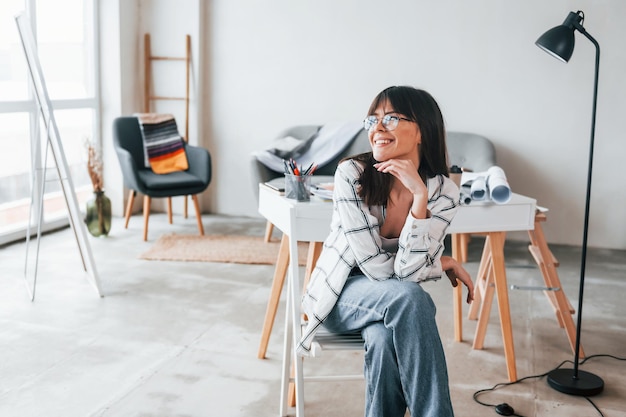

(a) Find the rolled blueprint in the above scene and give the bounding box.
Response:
[487,166,511,204]
[470,176,487,201]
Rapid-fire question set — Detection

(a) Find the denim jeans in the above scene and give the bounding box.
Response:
[323,274,454,417]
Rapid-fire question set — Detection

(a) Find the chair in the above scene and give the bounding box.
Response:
[250,124,370,241]
[112,116,212,241]
[446,131,497,262]
[447,131,496,175]
[280,244,365,417]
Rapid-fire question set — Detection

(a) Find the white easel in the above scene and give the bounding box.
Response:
[15,13,103,300]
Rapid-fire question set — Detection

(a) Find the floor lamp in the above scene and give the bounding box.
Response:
[535,10,604,396]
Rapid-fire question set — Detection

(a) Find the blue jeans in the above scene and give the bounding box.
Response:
[323,274,454,417]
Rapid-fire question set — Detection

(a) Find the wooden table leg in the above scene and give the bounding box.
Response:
[468,237,492,321]
[258,238,323,360]
[487,231,517,381]
[304,242,323,289]
[472,257,496,350]
[451,234,464,342]
[258,234,290,359]
[528,214,582,357]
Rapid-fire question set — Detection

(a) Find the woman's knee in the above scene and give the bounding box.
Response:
[388,282,436,317]
[362,322,393,352]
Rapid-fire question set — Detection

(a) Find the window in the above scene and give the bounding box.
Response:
[0,0,98,245]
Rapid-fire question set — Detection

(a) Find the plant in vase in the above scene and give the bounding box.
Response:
[85,141,111,237]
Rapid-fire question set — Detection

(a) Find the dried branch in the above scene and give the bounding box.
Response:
[86,141,103,192]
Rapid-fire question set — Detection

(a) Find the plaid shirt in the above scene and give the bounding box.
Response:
[298,159,460,356]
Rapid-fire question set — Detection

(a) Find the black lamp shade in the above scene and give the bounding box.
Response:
[536,25,575,62]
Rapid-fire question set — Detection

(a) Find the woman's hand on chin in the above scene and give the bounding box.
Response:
[373,159,425,197]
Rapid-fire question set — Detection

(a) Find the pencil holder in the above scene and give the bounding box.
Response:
[284,174,311,202]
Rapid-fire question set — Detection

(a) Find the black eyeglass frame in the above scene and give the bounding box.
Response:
[363,114,413,132]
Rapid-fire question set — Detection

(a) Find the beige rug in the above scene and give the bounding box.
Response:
[139,233,308,265]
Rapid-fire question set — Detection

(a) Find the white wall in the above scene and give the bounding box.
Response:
[104,0,626,249]
[100,0,201,216]
[99,0,140,215]
[200,0,626,249]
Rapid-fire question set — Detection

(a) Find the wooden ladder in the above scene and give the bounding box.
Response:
[143,33,192,218]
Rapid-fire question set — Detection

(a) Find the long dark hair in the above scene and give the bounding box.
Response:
[352,86,449,206]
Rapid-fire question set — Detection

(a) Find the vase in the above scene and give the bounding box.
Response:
[85,191,111,237]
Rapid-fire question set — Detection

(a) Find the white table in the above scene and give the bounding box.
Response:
[258,184,553,387]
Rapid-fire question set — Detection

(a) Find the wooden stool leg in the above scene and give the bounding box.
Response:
[264,221,274,243]
[167,197,173,224]
[191,194,204,236]
[258,235,289,359]
[143,196,151,241]
[124,189,135,229]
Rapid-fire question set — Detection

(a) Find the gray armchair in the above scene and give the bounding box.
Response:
[250,125,370,201]
[113,116,212,241]
[447,132,496,173]
[250,124,369,241]
[446,131,497,262]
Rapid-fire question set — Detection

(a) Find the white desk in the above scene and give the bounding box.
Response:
[258,184,563,386]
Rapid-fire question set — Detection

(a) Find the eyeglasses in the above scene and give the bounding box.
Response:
[363,115,412,132]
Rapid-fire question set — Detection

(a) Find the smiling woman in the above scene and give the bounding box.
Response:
[0,0,97,245]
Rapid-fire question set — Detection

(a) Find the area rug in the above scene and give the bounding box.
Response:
[139,233,308,265]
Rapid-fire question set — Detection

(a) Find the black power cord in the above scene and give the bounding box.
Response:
[472,354,626,417]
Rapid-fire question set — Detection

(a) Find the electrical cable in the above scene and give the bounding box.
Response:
[472,354,626,417]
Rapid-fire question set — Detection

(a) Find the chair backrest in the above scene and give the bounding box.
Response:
[313,129,369,176]
[112,117,146,169]
[250,124,370,200]
[447,131,496,172]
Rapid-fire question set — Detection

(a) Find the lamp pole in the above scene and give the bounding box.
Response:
[536,10,604,397]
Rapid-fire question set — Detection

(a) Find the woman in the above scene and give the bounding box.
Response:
[298,86,474,417]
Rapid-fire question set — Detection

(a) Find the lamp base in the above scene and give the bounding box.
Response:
[547,368,604,396]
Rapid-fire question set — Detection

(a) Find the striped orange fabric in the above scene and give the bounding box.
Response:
[135,113,188,174]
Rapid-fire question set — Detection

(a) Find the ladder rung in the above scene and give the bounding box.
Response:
[150,56,186,61]
[149,96,186,101]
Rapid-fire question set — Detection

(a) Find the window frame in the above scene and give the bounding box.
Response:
[0,0,100,246]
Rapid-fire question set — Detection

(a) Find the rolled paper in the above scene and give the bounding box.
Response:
[470,176,487,201]
[487,166,511,204]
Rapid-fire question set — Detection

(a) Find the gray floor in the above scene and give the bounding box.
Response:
[0,213,624,417]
